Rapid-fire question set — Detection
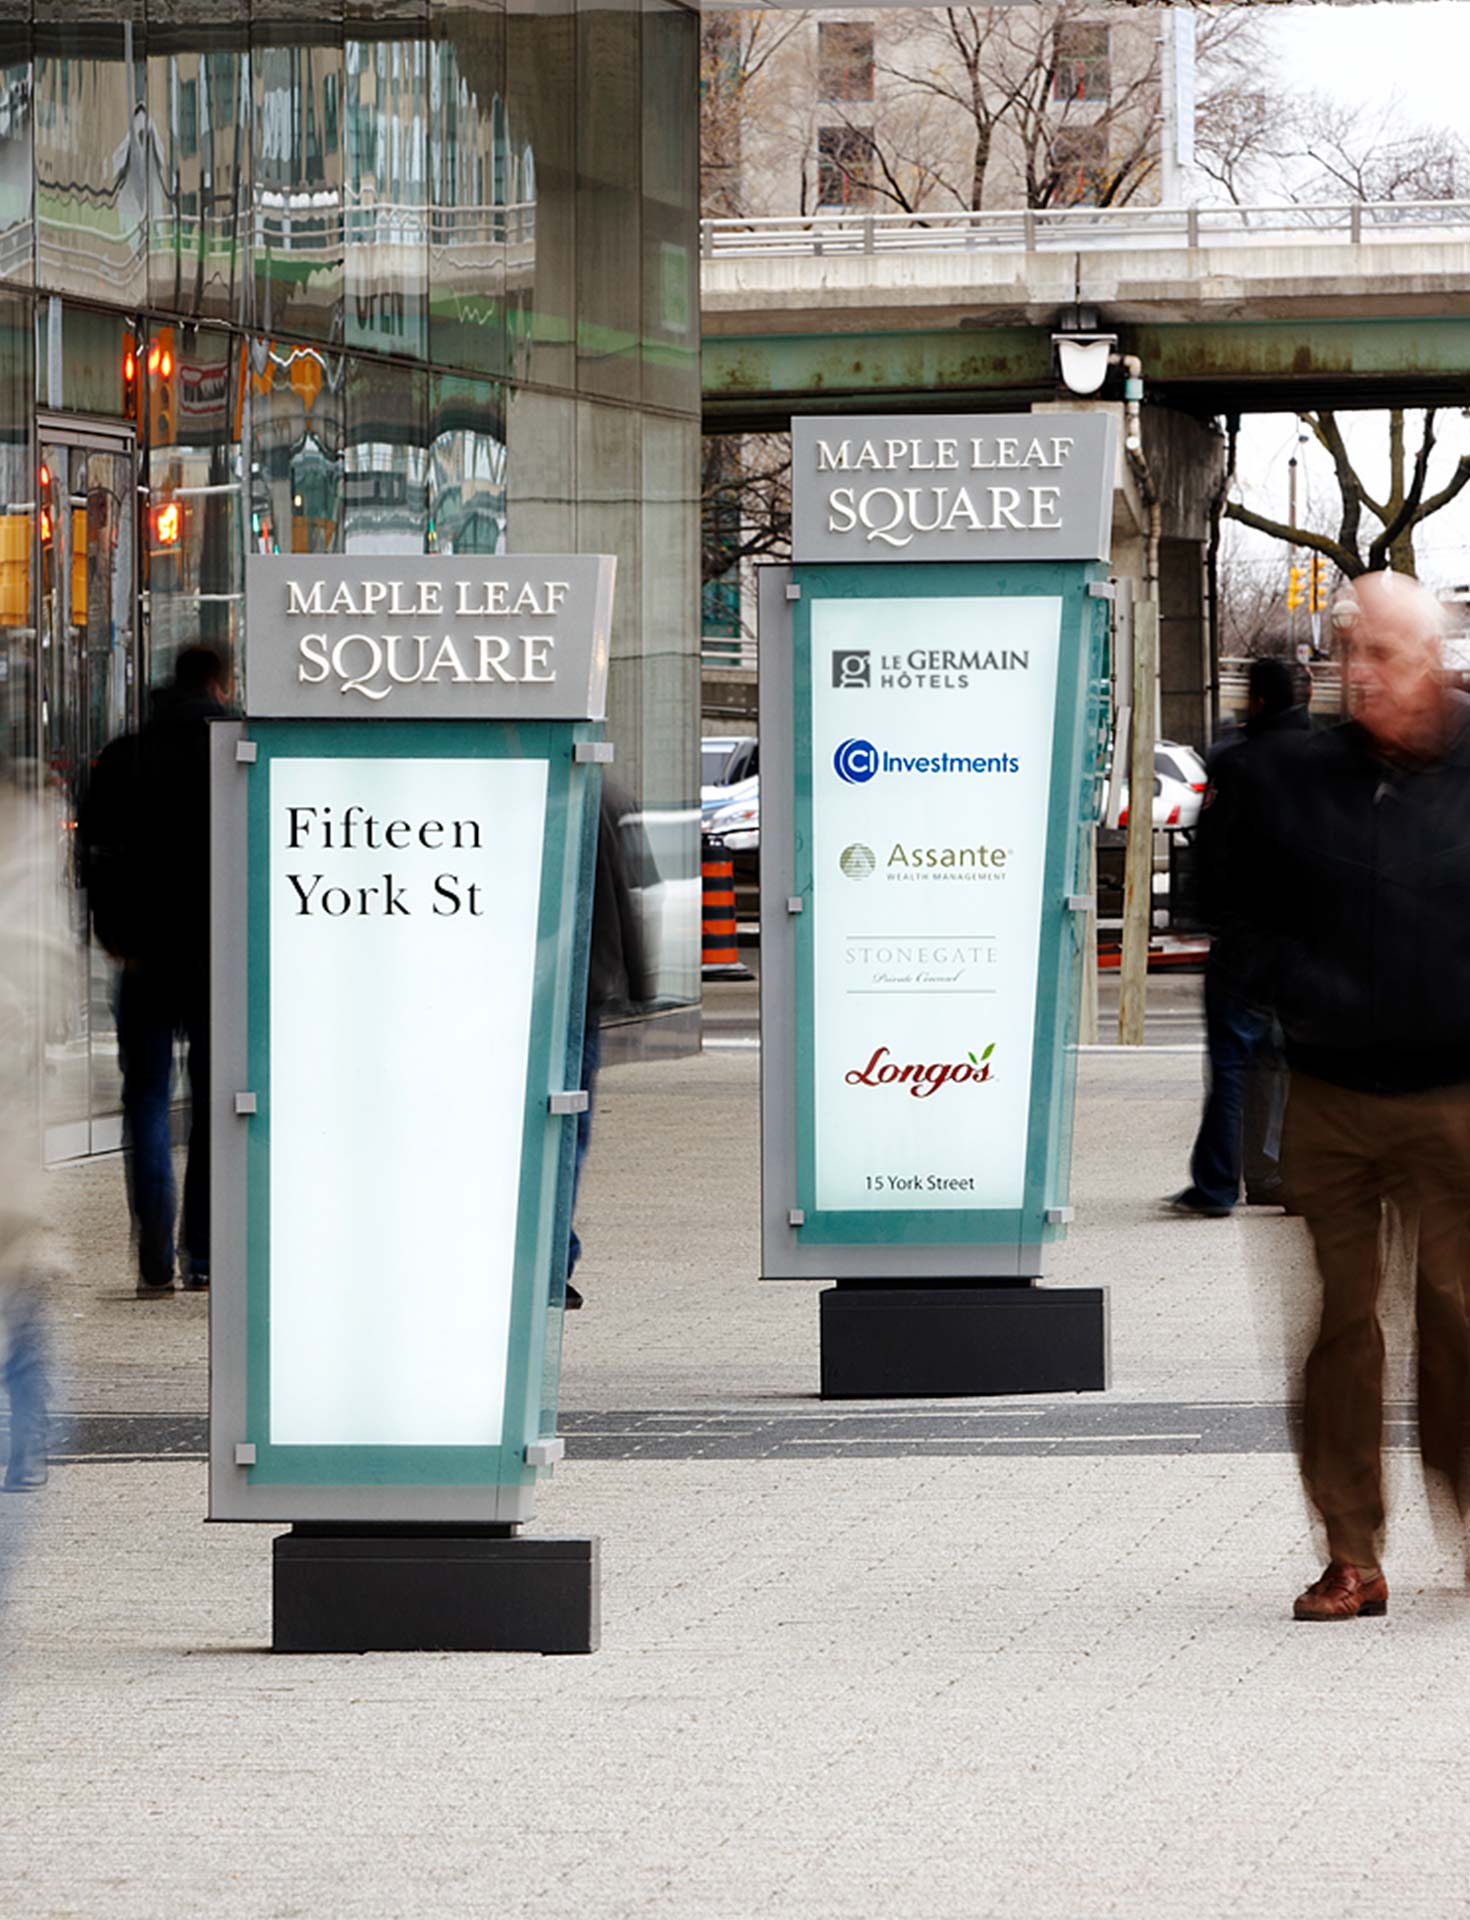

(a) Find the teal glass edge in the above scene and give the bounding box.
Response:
[241,719,597,1489]
[789,561,1105,1251]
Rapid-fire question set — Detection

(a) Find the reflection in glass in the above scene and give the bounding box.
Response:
[38,437,137,1154]
[0,291,31,773]
[638,410,699,1007]
[430,372,505,554]
[147,7,250,322]
[430,0,506,378]
[505,382,573,552]
[640,0,697,416]
[0,14,32,287]
[578,396,640,774]
[35,13,148,306]
[247,338,345,573]
[575,0,639,402]
[345,354,426,552]
[252,16,345,341]
[146,325,243,690]
[345,0,428,357]
[506,0,572,390]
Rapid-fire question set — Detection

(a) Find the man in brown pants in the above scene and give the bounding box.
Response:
[1248,572,1470,1621]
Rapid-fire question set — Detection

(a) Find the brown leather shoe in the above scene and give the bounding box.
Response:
[1292,1562,1389,1622]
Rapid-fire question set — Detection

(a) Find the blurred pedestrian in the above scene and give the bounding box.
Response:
[564,781,652,1310]
[1249,573,1470,1620]
[80,648,231,1299]
[1167,658,1309,1218]
[0,777,66,1495]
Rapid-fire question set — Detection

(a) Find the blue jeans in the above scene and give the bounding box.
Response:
[566,1018,601,1279]
[1190,968,1285,1212]
[117,966,209,1286]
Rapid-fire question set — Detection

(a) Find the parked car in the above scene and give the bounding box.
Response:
[1106,740,1208,831]
[704,774,759,857]
[701,735,758,826]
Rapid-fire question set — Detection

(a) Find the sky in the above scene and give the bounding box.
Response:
[1221,4,1470,594]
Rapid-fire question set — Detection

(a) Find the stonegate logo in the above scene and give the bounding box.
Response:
[839,843,876,879]
[845,1043,996,1097]
[832,738,1019,784]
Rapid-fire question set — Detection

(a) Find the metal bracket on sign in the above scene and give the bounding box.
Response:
[1087,581,1117,601]
[788,1208,805,1228]
[574,741,614,764]
[549,1090,590,1116]
[525,1438,566,1468]
[233,1091,257,1115]
[1045,1207,1075,1226]
[786,896,804,915]
[234,1443,257,1466]
[1065,895,1095,914]
[235,740,258,763]
[785,584,802,601]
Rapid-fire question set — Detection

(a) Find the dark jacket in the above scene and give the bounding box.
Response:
[587,784,653,1016]
[1195,703,1311,992]
[79,687,229,978]
[1246,698,1470,1093]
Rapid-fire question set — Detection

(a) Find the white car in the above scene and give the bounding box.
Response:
[1108,741,1208,831]
[705,774,759,854]
[701,736,758,826]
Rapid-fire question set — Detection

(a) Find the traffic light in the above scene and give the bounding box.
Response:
[1308,554,1325,613]
[1287,564,1306,611]
[147,326,177,447]
[154,500,182,547]
[122,335,139,425]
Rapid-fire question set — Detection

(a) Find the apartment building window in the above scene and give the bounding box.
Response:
[1052,124,1109,206]
[817,126,874,207]
[1052,23,1110,102]
[818,22,874,103]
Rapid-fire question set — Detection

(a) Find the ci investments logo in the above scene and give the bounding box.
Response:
[833,738,879,785]
[832,738,1019,784]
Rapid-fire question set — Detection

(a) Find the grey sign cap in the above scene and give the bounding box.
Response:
[791,411,1115,565]
[245,555,615,721]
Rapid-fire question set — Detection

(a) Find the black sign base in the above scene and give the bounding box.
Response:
[819,1284,1107,1399]
[272,1528,600,1654]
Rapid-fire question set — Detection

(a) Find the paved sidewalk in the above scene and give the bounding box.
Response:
[4,1007,1466,1919]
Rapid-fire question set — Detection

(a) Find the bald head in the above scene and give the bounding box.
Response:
[1334,570,1448,755]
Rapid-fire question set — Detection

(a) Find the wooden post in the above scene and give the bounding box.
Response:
[1118,598,1158,1045]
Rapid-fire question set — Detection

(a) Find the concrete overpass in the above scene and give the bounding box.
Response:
[702,200,1470,427]
[700,200,1470,750]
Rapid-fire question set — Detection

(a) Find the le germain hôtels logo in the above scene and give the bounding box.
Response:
[846,1044,996,1098]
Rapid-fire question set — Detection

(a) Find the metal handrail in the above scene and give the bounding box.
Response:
[701,198,1470,259]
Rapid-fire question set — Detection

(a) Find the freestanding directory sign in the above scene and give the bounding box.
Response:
[761,413,1115,1397]
[210,554,614,1652]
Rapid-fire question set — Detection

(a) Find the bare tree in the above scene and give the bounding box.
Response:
[702,433,791,612]
[700,12,811,218]
[1225,410,1470,580]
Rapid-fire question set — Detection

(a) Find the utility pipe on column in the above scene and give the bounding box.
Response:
[1119,356,1159,1047]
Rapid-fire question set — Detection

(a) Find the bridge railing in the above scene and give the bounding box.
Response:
[701,199,1470,259]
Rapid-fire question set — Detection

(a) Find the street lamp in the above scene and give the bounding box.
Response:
[1053,332,1118,397]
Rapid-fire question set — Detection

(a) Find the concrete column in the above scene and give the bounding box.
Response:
[1158,536,1210,751]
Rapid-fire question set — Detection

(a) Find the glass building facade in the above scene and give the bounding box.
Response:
[0,0,701,1153]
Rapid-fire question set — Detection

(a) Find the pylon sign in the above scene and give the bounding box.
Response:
[760,413,1115,1398]
[209,556,614,1653]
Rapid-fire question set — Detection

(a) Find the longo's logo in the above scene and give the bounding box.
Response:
[845,1044,995,1098]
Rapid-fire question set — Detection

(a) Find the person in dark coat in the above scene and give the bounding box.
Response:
[80,648,231,1297]
[564,779,653,1309]
[1244,572,1470,1620]
[1167,658,1310,1217]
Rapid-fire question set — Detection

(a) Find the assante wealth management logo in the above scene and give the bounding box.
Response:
[832,738,1020,785]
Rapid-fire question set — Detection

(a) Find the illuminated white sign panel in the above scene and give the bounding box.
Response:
[267,754,547,1447]
[809,596,1062,1212]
